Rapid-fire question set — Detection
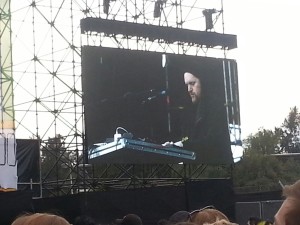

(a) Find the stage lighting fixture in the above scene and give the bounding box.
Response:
[103,0,110,14]
[154,0,167,18]
[162,54,167,68]
[103,0,115,14]
[202,9,217,31]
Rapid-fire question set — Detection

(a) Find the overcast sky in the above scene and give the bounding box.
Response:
[223,0,300,138]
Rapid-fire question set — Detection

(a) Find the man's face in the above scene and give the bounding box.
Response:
[184,72,202,104]
[274,198,297,225]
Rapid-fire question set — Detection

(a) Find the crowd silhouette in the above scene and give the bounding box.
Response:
[10,179,300,225]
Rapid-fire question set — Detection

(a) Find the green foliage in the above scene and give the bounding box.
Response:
[279,158,300,184]
[233,154,300,193]
[197,165,232,178]
[280,106,300,153]
[41,135,75,181]
[233,154,283,192]
[234,106,300,193]
[243,128,281,156]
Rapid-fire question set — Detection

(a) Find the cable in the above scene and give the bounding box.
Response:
[116,127,129,134]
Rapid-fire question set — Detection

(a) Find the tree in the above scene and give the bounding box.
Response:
[233,154,284,192]
[243,128,281,156]
[233,107,300,192]
[280,106,300,153]
[41,134,77,196]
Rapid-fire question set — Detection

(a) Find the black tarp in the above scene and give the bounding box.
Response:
[32,179,235,225]
[0,190,33,225]
[16,139,40,194]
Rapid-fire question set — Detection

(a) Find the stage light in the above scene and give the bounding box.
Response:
[103,0,115,14]
[162,54,167,68]
[103,0,110,14]
[202,9,217,31]
[154,0,167,18]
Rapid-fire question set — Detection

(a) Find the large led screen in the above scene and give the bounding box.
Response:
[82,46,238,164]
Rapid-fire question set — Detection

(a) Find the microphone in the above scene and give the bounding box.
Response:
[142,90,167,104]
[123,89,156,99]
[147,90,167,101]
[100,89,165,105]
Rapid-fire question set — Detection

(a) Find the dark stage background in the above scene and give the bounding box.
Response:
[1,179,235,225]
[81,47,238,164]
[16,139,40,196]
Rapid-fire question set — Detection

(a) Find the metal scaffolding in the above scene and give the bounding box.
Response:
[1,0,234,197]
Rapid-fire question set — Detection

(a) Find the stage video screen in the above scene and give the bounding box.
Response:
[82,46,239,164]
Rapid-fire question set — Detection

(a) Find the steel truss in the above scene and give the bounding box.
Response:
[81,0,229,56]
[3,0,234,197]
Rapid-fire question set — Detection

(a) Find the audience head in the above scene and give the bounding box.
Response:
[11,213,71,225]
[248,217,262,225]
[174,222,198,225]
[115,214,143,225]
[168,211,190,225]
[274,179,300,225]
[74,215,97,225]
[189,208,229,225]
[248,217,273,225]
[206,219,238,225]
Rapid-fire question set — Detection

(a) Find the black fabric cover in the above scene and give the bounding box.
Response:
[0,190,33,225]
[31,179,235,225]
[16,139,40,193]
